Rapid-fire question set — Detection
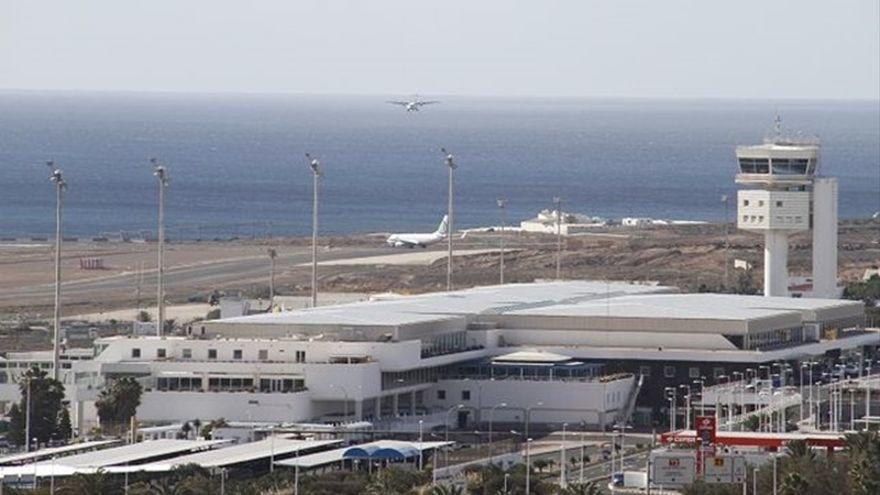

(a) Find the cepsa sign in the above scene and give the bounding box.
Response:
[695,416,716,446]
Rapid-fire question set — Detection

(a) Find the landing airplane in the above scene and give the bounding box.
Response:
[386,215,448,248]
[386,96,440,112]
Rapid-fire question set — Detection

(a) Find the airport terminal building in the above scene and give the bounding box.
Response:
[1,281,875,432]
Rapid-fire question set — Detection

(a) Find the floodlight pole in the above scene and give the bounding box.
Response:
[722,194,731,289]
[268,248,277,302]
[306,154,322,308]
[554,197,562,280]
[497,199,507,284]
[152,159,169,336]
[442,148,456,291]
[48,162,66,380]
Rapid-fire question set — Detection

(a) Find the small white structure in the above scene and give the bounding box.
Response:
[520,209,606,235]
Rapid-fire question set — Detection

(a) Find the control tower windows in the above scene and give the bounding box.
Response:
[771,158,809,175]
[738,158,769,174]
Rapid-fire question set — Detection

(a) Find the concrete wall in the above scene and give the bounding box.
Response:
[428,376,635,428]
[136,390,315,423]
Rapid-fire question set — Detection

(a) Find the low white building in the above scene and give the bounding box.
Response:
[1,281,875,435]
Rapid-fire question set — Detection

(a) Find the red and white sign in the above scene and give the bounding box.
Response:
[695,416,716,447]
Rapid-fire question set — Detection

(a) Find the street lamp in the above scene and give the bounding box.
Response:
[47,162,66,380]
[560,422,568,488]
[418,419,424,470]
[693,378,706,416]
[679,384,691,430]
[330,384,350,420]
[553,197,563,280]
[151,158,169,336]
[305,153,322,308]
[488,402,507,461]
[525,437,533,495]
[267,248,277,303]
[497,198,507,284]
[524,401,543,442]
[665,387,677,432]
[721,194,731,289]
[441,148,456,291]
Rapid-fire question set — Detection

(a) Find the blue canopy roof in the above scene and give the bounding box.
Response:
[342,443,420,460]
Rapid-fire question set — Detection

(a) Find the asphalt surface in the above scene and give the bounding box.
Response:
[0,246,390,308]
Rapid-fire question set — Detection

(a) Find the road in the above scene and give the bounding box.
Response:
[0,246,390,308]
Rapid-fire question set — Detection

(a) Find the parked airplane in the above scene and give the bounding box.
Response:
[386,215,448,248]
[386,96,440,112]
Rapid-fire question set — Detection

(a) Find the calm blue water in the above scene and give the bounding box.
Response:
[1,92,878,239]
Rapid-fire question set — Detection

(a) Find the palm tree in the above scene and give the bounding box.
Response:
[786,439,816,463]
[559,482,602,495]
[58,469,119,494]
[779,471,809,495]
[430,484,464,495]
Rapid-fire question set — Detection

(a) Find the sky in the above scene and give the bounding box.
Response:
[1,0,878,99]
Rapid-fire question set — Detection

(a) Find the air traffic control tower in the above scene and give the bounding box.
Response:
[735,119,838,298]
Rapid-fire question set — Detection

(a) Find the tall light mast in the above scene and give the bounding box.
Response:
[554,197,563,280]
[441,148,456,291]
[497,198,507,284]
[306,153,322,308]
[48,162,66,381]
[151,158,169,336]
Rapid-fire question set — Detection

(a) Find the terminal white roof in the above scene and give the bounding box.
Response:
[217,281,676,327]
[0,439,226,478]
[114,438,342,472]
[508,293,857,321]
[0,440,119,466]
[274,440,452,469]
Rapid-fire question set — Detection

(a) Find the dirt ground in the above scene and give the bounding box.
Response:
[1,219,878,322]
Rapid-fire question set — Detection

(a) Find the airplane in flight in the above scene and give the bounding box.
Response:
[386,96,440,112]
[386,215,448,248]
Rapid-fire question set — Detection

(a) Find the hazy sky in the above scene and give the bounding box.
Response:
[1,0,878,99]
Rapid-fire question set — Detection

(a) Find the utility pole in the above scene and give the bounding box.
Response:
[48,162,66,381]
[24,376,32,452]
[721,194,731,289]
[497,198,507,284]
[554,197,562,280]
[151,159,169,336]
[267,248,277,303]
[441,148,456,291]
[306,154,322,308]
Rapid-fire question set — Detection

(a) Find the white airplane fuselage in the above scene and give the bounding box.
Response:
[386,232,443,248]
[386,215,448,248]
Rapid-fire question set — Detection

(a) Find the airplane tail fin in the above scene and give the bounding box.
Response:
[436,215,449,236]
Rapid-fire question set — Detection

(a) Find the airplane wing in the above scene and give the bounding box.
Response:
[386,101,409,106]
[414,101,440,107]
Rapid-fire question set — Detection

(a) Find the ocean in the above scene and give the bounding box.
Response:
[0,92,877,239]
